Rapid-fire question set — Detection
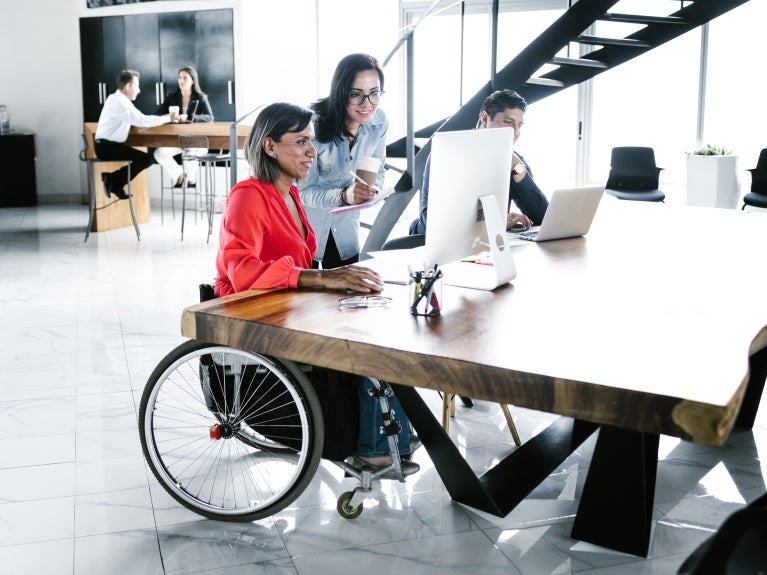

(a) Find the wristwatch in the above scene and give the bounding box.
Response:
[513,163,525,175]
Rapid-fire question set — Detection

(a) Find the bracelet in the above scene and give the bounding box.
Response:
[339,186,348,205]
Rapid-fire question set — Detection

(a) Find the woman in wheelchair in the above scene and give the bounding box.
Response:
[213,102,418,477]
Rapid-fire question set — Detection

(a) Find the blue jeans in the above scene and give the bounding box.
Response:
[355,377,412,458]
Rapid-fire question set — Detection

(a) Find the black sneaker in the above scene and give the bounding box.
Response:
[100,173,111,198]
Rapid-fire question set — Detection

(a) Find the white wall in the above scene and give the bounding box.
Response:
[0,0,401,204]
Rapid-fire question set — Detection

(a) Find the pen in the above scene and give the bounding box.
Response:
[347,170,380,194]
[410,269,442,316]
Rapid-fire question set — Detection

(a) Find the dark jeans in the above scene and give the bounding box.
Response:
[94,139,156,189]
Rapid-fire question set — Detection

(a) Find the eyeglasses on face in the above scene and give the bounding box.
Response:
[348,90,384,106]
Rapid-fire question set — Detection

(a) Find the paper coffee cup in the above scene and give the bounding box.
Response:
[356,156,380,186]
[169,106,180,122]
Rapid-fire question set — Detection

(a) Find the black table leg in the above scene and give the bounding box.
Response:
[571,425,660,557]
[735,346,767,429]
[392,384,598,516]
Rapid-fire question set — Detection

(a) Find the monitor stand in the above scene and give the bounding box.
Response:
[442,194,517,290]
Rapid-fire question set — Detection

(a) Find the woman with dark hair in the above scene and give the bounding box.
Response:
[214,102,417,477]
[154,66,214,187]
[214,101,381,294]
[298,53,388,269]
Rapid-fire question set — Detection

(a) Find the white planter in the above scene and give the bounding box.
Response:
[686,155,740,209]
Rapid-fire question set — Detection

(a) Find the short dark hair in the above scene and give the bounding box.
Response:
[477,89,527,127]
[117,69,140,90]
[311,53,385,142]
[244,102,314,183]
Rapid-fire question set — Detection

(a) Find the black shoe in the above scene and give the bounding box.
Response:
[100,173,111,198]
[111,185,129,200]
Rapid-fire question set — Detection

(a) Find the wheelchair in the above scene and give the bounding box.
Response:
[138,286,414,522]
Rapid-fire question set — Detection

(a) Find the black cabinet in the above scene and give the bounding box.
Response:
[79,9,235,122]
[0,133,37,207]
[80,17,127,120]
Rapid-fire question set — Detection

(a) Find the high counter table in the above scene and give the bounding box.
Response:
[179,199,767,556]
[83,122,250,232]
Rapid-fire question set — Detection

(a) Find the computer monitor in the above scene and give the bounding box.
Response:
[424,128,517,290]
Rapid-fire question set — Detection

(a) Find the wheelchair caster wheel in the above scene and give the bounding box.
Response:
[337,491,363,519]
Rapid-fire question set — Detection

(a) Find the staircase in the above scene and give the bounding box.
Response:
[362,0,749,256]
[389,0,750,162]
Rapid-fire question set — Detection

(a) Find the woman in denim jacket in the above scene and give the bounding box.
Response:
[299,53,388,269]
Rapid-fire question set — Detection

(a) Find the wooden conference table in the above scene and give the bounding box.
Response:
[82,122,250,232]
[180,199,767,557]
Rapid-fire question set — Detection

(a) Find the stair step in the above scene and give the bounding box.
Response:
[524,77,565,88]
[600,12,688,25]
[549,56,608,69]
[576,35,652,48]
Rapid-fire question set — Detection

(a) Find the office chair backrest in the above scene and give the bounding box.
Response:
[179,135,209,151]
[606,146,661,190]
[380,233,425,252]
[748,148,767,195]
[753,148,767,172]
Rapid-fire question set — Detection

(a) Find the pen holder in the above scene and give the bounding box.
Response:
[409,269,443,317]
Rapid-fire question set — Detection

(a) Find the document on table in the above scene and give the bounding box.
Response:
[364,247,425,285]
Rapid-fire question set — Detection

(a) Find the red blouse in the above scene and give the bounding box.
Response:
[215,177,318,296]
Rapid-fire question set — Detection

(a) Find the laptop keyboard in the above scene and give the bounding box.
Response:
[514,229,539,241]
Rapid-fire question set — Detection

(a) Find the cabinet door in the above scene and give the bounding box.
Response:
[124,14,161,114]
[159,9,235,122]
[101,16,126,95]
[80,16,126,121]
[195,9,235,122]
[159,11,196,112]
[80,18,104,122]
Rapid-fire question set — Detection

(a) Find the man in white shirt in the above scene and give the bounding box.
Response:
[94,69,170,199]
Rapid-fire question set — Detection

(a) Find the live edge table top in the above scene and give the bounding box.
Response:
[181,199,767,447]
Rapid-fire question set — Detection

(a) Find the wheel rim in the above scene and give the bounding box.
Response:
[143,346,314,517]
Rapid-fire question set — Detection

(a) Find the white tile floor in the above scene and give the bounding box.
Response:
[0,201,765,574]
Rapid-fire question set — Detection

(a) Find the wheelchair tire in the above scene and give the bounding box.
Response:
[139,340,324,522]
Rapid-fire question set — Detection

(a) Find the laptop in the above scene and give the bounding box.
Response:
[508,186,604,242]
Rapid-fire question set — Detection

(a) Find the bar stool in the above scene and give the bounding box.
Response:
[79,134,140,242]
[159,163,180,224]
[179,135,229,242]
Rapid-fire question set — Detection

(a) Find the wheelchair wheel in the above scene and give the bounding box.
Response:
[139,340,324,522]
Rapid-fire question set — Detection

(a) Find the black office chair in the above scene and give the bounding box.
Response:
[678,491,767,574]
[605,146,665,202]
[380,233,425,251]
[742,148,767,210]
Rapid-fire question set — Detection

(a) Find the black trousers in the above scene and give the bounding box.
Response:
[313,231,359,270]
[94,139,156,188]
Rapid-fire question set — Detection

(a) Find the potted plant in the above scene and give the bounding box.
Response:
[686,144,740,209]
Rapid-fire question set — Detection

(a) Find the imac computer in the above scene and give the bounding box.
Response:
[424,128,516,290]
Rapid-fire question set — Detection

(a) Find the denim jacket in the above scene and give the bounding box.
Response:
[298,108,388,262]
